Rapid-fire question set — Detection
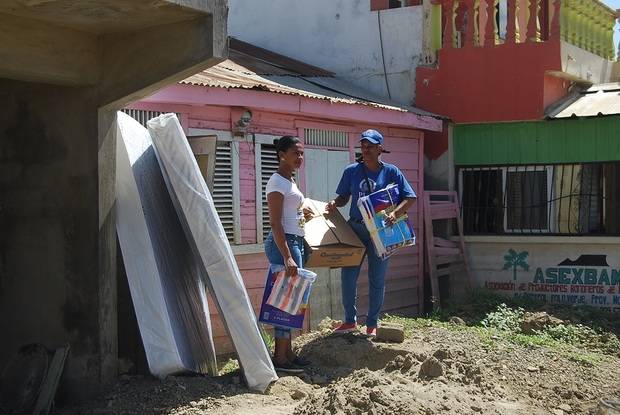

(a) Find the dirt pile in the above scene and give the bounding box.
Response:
[59,312,620,415]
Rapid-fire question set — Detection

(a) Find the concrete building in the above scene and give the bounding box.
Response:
[414,0,620,309]
[0,0,227,401]
[228,0,426,106]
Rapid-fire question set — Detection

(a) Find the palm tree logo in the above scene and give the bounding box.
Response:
[503,249,529,282]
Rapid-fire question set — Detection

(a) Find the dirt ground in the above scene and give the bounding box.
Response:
[59,310,620,415]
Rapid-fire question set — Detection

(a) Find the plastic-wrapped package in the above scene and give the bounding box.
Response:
[266,267,316,315]
[259,265,313,330]
[357,184,416,260]
[114,112,217,377]
[147,114,278,393]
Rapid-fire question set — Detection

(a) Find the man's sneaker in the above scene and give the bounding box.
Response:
[333,322,358,334]
[365,326,377,338]
[273,361,304,374]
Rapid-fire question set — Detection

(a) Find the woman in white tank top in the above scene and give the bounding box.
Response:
[264,136,313,373]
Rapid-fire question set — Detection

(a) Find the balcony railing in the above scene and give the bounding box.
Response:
[431,0,617,60]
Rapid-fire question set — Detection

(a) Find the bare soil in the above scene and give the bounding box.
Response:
[59,314,620,415]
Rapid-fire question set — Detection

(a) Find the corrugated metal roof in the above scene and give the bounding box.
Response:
[180,38,444,119]
[548,83,620,118]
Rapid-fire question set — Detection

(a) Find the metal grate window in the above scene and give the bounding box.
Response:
[458,162,620,236]
[304,128,349,148]
[122,109,181,127]
[212,142,235,242]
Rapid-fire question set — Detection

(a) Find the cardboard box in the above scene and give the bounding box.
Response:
[303,199,365,268]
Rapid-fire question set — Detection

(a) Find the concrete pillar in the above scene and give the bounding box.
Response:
[0,0,227,401]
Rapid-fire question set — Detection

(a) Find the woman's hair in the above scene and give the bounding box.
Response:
[273,135,301,159]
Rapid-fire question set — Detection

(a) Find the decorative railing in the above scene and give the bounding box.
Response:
[431,0,617,60]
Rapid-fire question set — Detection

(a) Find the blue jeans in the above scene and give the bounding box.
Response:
[264,232,306,339]
[341,220,389,328]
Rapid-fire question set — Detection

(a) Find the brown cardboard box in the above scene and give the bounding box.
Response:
[303,199,365,268]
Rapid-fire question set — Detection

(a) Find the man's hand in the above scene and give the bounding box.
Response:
[384,211,397,226]
[325,200,337,214]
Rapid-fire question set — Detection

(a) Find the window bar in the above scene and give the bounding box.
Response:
[528,165,536,234]
[568,163,575,235]
[587,163,595,232]
[519,165,526,234]
[502,166,509,235]
[530,166,547,233]
[558,164,565,234]
[598,163,613,233]
[482,167,492,233]
[548,164,555,234]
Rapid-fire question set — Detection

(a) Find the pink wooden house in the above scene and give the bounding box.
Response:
[128,39,443,355]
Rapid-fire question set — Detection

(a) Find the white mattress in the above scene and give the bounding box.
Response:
[147,113,277,392]
[114,112,218,377]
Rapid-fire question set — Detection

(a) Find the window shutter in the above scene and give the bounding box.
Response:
[259,144,279,240]
[304,128,349,148]
[212,142,235,242]
[121,109,181,127]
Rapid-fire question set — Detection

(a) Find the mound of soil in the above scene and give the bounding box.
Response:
[59,318,620,415]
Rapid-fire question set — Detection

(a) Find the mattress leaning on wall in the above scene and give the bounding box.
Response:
[114,112,218,377]
[147,113,278,393]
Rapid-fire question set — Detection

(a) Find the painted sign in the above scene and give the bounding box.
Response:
[485,250,620,311]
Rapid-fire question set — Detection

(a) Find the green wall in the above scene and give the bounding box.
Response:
[454,116,620,165]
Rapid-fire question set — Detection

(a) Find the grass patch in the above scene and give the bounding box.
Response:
[383,289,620,363]
[219,358,239,375]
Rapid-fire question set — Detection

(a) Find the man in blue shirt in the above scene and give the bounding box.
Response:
[326,129,416,337]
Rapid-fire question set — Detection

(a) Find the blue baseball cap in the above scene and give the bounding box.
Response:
[359,129,383,145]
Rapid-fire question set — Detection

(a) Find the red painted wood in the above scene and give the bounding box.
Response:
[370,0,390,11]
[416,39,561,123]
[543,74,569,111]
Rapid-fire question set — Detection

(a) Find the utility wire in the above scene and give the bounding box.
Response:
[377,10,392,100]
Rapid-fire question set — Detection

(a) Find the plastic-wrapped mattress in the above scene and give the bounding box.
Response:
[114,112,218,377]
[147,114,277,393]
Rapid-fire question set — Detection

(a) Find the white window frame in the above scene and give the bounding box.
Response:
[458,166,556,234]
[188,128,241,244]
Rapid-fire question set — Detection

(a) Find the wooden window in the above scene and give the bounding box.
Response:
[187,129,241,244]
[257,143,279,242]
[304,128,348,148]
[211,142,236,242]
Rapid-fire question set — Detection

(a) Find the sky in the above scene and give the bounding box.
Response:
[602,0,620,58]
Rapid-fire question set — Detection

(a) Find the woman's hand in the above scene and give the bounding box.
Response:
[284,257,298,277]
[303,206,314,222]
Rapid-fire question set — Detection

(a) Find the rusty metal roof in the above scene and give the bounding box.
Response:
[180,38,443,119]
[548,83,620,118]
